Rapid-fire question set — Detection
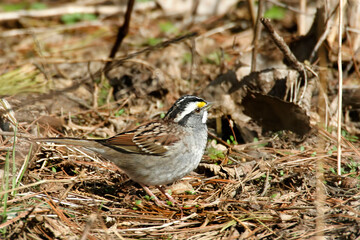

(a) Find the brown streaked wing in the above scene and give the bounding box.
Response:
[133,122,182,155]
[102,130,144,153]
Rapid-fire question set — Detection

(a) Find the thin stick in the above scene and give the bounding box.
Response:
[247,0,256,27]
[105,0,135,72]
[309,4,339,62]
[0,5,126,22]
[345,29,360,79]
[251,0,265,72]
[260,18,306,74]
[0,178,89,196]
[103,32,197,74]
[337,0,344,176]
[298,0,306,35]
[189,37,196,83]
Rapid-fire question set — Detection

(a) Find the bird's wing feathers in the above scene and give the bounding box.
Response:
[101,130,142,153]
[102,122,182,155]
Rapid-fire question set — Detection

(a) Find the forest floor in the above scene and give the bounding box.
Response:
[1,0,360,239]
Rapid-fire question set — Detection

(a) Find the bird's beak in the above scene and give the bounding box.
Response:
[205,102,213,110]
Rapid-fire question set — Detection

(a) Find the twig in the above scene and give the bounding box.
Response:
[196,22,236,39]
[247,0,256,27]
[207,131,232,149]
[251,0,265,72]
[315,141,326,239]
[0,5,124,22]
[80,214,97,240]
[260,18,305,74]
[117,213,198,232]
[0,177,90,196]
[0,131,33,139]
[190,0,200,25]
[298,0,306,35]
[337,0,344,176]
[267,0,315,15]
[104,32,198,73]
[260,170,270,197]
[105,0,135,86]
[309,4,339,62]
[189,37,196,83]
[345,29,360,79]
[106,0,135,61]
[1,21,103,38]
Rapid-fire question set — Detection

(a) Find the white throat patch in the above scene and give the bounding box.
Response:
[202,110,208,123]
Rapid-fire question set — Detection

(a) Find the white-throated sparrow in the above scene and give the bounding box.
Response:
[37,95,209,205]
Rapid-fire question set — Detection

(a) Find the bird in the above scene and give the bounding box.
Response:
[36,95,210,206]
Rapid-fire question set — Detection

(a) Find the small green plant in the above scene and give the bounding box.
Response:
[1,3,26,11]
[97,81,112,106]
[220,220,237,232]
[182,52,192,64]
[344,160,360,177]
[226,135,238,145]
[0,65,48,95]
[98,202,104,210]
[146,37,162,46]
[264,6,286,20]
[0,125,30,234]
[260,173,272,180]
[166,200,173,206]
[342,130,359,142]
[114,109,125,117]
[1,2,47,11]
[208,147,225,160]
[252,137,268,148]
[1,151,10,227]
[185,190,196,195]
[30,2,47,10]
[204,51,221,65]
[61,13,97,25]
[270,193,278,199]
[327,146,337,155]
[12,143,32,196]
[330,160,360,178]
[159,21,178,34]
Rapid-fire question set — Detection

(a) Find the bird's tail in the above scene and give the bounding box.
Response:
[34,137,101,149]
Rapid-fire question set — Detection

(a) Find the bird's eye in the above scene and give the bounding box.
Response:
[195,108,201,113]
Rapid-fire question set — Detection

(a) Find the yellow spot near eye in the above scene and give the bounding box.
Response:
[197,101,206,108]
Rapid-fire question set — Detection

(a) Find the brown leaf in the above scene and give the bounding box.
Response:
[242,91,311,136]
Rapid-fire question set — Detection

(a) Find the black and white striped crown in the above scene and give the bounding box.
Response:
[164,95,207,122]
